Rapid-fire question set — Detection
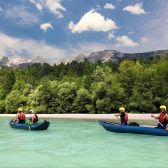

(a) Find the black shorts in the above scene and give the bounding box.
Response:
[18,120,25,124]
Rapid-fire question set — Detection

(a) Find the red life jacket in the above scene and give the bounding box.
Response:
[125,112,128,122]
[19,112,25,120]
[120,112,128,122]
[159,112,166,123]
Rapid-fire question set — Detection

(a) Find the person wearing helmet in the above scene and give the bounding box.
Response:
[15,108,26,124]
[29,110,38,123]
[151,105,168,129]
[115,107,128,125]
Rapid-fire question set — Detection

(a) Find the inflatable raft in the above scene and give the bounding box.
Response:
[10,120,50,131]
[99,121,168,136]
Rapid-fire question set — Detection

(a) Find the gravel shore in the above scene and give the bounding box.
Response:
[0,113,158,120]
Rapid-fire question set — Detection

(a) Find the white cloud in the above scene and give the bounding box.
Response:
[116,36,138,47]
[68,9,117,33]
[140,37,151,44]
[0,6,3,12]
[95,4,101,10]
[46,0,66,18]
[0,32,68,64]
[128,31,135,35]
[104,3,115,10]
[123,3,146,15]
[30,0,66,18]
[107,32,115,40]
[40,22,53,32]
[30,0,43,11]
[36,3,43,11]
[4,5,39,26]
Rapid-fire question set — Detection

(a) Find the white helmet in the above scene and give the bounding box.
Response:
[29,109,34,113]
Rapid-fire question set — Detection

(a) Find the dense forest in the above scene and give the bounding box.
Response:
[0,53,168,114]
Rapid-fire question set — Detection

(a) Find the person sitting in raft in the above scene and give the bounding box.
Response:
[29,110,38,123]
[151,105,168,129]
[14,108,26,124]
[115,107,128,126]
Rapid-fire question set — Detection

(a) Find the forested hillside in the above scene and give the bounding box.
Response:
[0,53,168,114]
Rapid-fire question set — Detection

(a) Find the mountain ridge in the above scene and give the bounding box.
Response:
[0,49,168,67]
[0,56,46,67]
[73,49,168,63]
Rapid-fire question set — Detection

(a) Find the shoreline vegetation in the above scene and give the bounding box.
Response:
[1,53,168,114]
[0,113,159,120]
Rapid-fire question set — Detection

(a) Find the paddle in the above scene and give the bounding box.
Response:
[151,115,164,127]
[29,125,31,131]
[98,114,119,125]
[25,120,32,130]
[114,114,120,120]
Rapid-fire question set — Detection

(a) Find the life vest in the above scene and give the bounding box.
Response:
[34,114,38,122]
[30,113,38,122]
[120,112,128,123]
[159,112,168,125]
[19,112,25,121]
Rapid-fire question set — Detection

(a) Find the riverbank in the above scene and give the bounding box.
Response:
[0,113,157,120]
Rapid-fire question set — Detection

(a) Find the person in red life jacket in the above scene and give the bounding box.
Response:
[151,105,168,129]
[16,108,26,124]
[115,107,128,126]
[29,110,38,123]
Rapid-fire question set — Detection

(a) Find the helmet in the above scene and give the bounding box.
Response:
[119,107,125,112]
[18,108,22,112]
[29,109,34,113]
[160,105,166,111]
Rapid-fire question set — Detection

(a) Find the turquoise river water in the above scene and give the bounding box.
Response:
[0,118,168,168]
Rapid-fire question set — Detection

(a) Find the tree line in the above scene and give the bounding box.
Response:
[0,54,168,114]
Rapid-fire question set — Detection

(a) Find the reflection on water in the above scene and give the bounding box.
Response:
[0,118,167,168]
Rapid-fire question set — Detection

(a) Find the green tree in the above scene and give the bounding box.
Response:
[118,60,143,98]
[5,90,26,113]
[27,83,52,113]
[53,82,78,113]
[73,88,93,113]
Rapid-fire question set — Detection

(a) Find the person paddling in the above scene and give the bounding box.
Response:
[115,107,128,126]
[15,108,26,124]
[29,110,38,123]
[151,105,168,129]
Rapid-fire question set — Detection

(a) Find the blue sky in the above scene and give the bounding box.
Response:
[0,0,168,63]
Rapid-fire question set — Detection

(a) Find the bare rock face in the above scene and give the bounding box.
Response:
[88,50,124,63]
[73,49,168,63]
[30,56,46,64]
[0,55,46,67]
[74,54,88,63]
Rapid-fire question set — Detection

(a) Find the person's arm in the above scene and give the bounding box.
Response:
[164,113,168,120]
[151,114,159,119]
[13,113,19,123]
[32,114,35,122]
[16,113,20,119]
[114,113,120,117]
